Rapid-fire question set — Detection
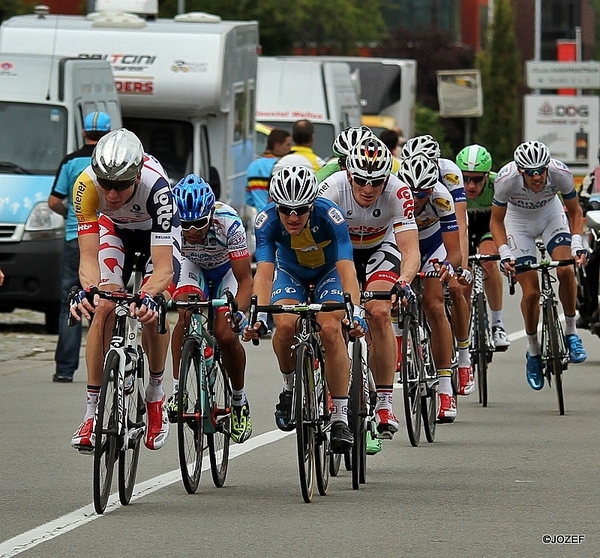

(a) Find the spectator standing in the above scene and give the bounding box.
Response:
[246,129,291,212]
[47,111,111,382]
[272,119,325,173]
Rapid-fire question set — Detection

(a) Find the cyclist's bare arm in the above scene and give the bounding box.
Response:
[441,229,462,270]
[243,261,274,340]
[490,204,515,274]
[231,254,253,314]
[336,259,366,337]
[564,196,588,267]
[141,244,173,297]
[394,228,420,284]
[455,200,469,269]
[74,232,101,318]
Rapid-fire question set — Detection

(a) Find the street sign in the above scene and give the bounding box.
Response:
[525,61,600,89]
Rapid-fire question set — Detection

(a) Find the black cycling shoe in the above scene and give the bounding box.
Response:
[330,420,354,453]
[274,390,294,432]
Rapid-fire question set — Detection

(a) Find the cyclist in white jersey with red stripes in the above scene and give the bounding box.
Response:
[491,141,587,391]
[319,137,420,443]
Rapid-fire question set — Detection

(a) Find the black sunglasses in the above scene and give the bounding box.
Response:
[97,177,137,192]
[181,215,211,230]
[277,205,311,216]
[463,174,486,184]
[522,166,548,177]
[412,189,433,199]
[352,175,386,187]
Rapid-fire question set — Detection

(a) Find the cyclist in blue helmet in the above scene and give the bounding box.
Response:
[170,174,254,444]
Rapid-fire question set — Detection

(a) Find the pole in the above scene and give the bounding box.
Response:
[177,0,185,15]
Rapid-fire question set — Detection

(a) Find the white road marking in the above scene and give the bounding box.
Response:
[0,430,292,558]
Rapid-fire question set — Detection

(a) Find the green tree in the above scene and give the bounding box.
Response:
[475,0,521,169]
[159,0,386,55]
[0,0,32,22]
[415,104,452,157]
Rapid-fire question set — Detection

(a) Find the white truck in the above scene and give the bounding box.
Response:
[286,56,417,139]
[0,1,259,240]
[0,53,121,331]
[255,56,362,159]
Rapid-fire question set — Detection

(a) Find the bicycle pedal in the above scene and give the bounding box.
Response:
[77,446,94,456]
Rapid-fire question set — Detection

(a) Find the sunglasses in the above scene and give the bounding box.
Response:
[522,166,548,177]
[463,174,486,184]
[181,215,211,231]
[97,177,137,192]
[277,205,311,216]
[412,189,433,199]
[352,176,386,188]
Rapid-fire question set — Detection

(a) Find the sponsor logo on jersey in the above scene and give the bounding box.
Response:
[153,185,173,231]
[444,173,460,186]
[433,197,452,212]
[328,207,344,225]
[255,211,268,229]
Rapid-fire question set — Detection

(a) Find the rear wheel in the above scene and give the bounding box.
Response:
[295,344,316,503]
[472,294,490,407]
[402,316,422,447]
[207,350,231,488]
[93,351,119,514]
[350,340,367,490]
[118,347,144,505]
[177,338,204,494]
[545,302,565,415]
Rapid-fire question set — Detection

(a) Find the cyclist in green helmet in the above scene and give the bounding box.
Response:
[456,144,510,350]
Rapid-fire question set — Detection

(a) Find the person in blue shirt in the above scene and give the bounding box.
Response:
[47,111,111,382]
[243,166,366,452]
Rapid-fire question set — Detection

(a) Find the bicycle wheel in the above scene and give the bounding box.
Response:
[177,338,204,494]
[93,351,119,514]
[544,302,565,415]
[350,340,367,490]
[401,315,422,447]
[314,353,330,496]
[207,350,231,488]
[118,347,144,505]
[473,294,490,408]
[295,343,316,503]
[421,327,437,443]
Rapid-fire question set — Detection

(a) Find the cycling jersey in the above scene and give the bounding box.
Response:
[318,170,416,249]
[176,202,249,294]
[254,196,353,280]
[438,158,467,205]
[272,146,325,174]
[493,159,577,212]
[74,153,177,247]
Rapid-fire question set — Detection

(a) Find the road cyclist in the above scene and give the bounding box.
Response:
[398,154,462,422]
[70,128,181,454]
[490,140,587,391]
[168,174,254,444]
[243,165,366,453]
[318,136,420,448]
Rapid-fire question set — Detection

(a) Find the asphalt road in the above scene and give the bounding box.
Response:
[0,296,599,558]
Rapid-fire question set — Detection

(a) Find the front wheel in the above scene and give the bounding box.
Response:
[545,302,565,415]
[472,294,490,407]
[207,349,232,488]
[295,343,316,503]
[93,351,119,514]
[314,355,330,496]
[402,316,422,447]
[350,340,367,490]
[118,346,145,505]
[177,338,204,494]
[421,326,437,443]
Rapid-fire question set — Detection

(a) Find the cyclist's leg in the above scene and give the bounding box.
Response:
[449,275,474,395]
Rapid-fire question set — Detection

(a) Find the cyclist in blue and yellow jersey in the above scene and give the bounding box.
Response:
[244,166,366,453]
[402,135,474,397]
[245,128,291,212]
[490,141,587,391]
[70,129,181,453]
[272,120,325,174]
[455,144,510,350]
[169,174,254,444]
[319,136,419,443]
[399,155,462,422]
[316,125,375,183]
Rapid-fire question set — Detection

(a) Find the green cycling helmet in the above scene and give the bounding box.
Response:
[455,144,492,173]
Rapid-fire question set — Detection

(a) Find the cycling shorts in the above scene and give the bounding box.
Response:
[468,211,493,256]
[271,266,343,304]
[418,229,447,273]
[353,242,401,288]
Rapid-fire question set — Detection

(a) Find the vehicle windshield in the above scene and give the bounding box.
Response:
[0,102,67,175]
[258,121,335,161]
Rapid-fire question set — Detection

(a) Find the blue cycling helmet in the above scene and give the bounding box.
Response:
[172,174,215,221]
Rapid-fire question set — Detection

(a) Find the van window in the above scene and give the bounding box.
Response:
[259,120,335,160]
[234,89,247,143]
[123,118,193,183]
[0,102,67,175]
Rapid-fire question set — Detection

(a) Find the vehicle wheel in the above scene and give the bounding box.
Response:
[402,316,422,447]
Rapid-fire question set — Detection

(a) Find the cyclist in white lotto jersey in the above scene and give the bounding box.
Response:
[490,141,587,391]
[401,135,474,397]
[319,137,420,441]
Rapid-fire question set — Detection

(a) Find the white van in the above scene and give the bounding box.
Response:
[0,2,259,236]
[0,53,121,331]
[255,57,362,159]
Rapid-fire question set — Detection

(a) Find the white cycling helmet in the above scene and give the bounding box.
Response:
[398,154,439,191]
[401,134,441,160]
[332,126,374,157]
[346,137,393,181]
[514,141,551,169]
[92,128,144,181]
[269,166,319,208]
